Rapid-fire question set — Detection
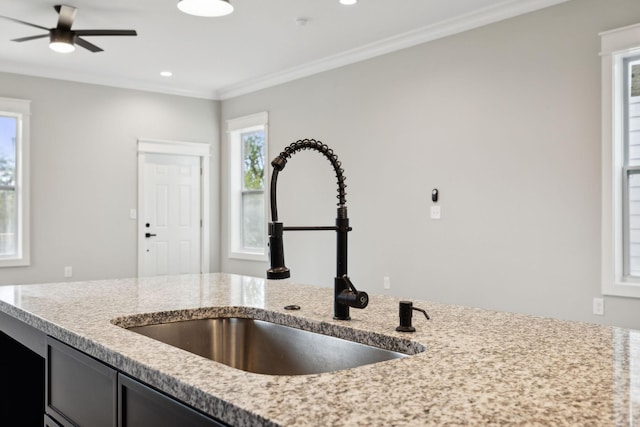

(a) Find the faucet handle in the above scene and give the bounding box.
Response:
[396,300,429,333]
[341,275,358,293]
[337,275,369,309]
[339,289,369,309]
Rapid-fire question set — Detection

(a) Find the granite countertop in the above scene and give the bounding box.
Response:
[0,272,638,426]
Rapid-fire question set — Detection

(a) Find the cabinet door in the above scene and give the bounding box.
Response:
[0,331,45,426]
[46,337,117,427]
[118,374,227,427]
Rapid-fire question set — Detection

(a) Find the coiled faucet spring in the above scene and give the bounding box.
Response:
[271,139,347,217]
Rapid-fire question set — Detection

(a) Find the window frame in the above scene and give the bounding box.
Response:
[622,57,640,278]
[601,23,640,297]
[0,97,30,268]
[227,112,268,261]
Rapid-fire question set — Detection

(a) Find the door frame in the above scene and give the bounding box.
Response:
[137,138,211,276]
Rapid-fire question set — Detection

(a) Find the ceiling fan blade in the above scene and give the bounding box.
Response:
[11,34,49,42]
[54,5,76,30]
[74,29,137,37]
[75,37,103,53]
[0,15,50,31]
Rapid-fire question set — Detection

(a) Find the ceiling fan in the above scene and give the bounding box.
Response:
[0,4,137,53]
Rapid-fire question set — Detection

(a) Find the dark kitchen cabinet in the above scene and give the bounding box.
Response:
[119,374,226,427]
[0,311,46,426]
[0,330,45,426]
[46,337,117,427]
[45,338,227,427]
[1,315,228,427]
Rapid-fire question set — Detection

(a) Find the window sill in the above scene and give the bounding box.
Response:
[228,251,267,262]
[602,279,640,298]
[0,257,30,268]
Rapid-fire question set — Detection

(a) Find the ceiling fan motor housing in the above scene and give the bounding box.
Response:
[50,28,74,45]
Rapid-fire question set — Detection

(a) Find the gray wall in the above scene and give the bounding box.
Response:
[0,72,220,285]
[221,0,640,329]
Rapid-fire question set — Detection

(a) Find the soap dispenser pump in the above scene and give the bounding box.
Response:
[396,300,429,332]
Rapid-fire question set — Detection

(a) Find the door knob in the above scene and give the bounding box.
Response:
[145,233,157,238]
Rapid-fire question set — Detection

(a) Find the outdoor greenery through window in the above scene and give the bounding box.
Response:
[0,115,17,257]
[0,97,30,267]
[227,112,268,259]
[241,130,265,250]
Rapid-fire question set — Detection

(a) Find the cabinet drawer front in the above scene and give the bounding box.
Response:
[46,337,117,427]
[118,374,226,427]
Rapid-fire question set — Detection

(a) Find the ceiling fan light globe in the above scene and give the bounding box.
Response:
[49,41,75,53]
[177,0,233,17]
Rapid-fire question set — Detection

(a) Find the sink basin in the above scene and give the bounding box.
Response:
[125,317,408,375]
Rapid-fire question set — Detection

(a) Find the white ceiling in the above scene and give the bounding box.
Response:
[0,0,567,100]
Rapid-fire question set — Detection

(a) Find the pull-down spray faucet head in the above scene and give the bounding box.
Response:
[267,222,290,279]
[266,154,290,280]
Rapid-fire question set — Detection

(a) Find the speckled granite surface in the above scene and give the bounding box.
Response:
[0,273,638,426]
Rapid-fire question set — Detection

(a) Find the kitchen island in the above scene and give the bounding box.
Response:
[0,272,637,426]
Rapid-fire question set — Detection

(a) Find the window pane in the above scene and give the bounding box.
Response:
[632,63,640,97]
[0,116,17,187]
[628,61,640,167]
[0,116,17,258]
[629,173,640,276]
[242,192,265,250]
[0,189,16,256]
[241,131,265,191]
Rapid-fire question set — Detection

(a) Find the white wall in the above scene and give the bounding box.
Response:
[0,72,220,285]
[221,0,640,329]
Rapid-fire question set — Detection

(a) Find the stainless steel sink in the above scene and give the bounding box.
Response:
[126,317,408,375]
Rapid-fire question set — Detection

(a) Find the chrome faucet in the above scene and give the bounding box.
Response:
[266,139,369,320]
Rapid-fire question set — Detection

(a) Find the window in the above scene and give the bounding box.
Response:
[0,97,30,267]
[601,24,640,297]
[227,112,268,260]
[625,57,640,277]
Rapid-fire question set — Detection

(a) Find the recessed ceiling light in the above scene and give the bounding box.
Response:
[340,0,357,5]
[160,71,173,77]
[177,0,234,17]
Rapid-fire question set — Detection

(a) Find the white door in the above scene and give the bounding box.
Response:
[140,153,201,276]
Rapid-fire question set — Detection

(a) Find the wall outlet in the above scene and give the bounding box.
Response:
[593,297,604,316]
[430,206,441,220]
[383,276,391,289]
[64,266,73,278]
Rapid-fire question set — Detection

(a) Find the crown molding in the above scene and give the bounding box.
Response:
[218,0,569,100]
[0,0,569,101]
[0,63,217,100]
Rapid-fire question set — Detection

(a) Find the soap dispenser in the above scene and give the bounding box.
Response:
[395,301,429,332]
